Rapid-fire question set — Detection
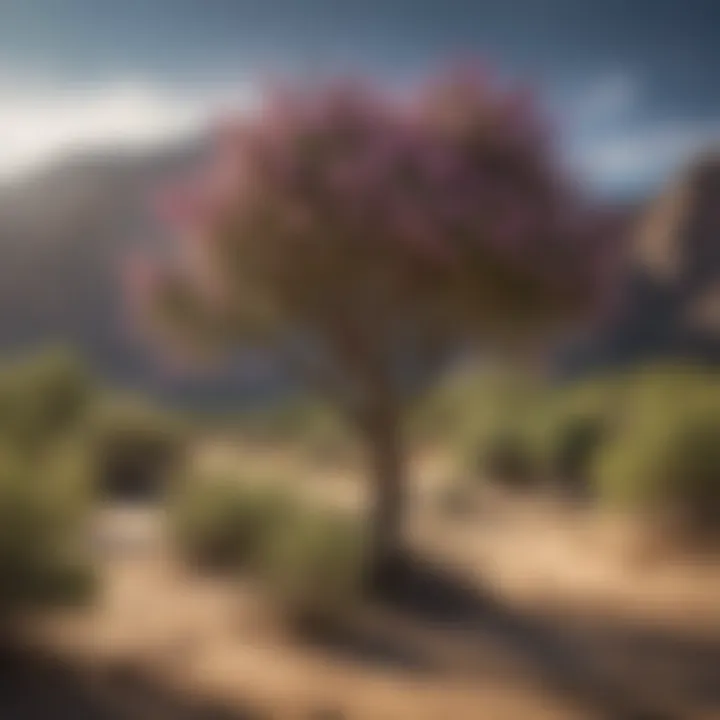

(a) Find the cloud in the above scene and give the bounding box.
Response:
[571,120,720,193]
[1,70,718,197]
[566,73,639,128]
[560,72,720,193]
[0,79,254,179]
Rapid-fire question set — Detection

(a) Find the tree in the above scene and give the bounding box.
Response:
[127,67,614,586]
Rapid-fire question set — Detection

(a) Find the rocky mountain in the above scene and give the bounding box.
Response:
[0,145,288,408]
[562,150,720,374]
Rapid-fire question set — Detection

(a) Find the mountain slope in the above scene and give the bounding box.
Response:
[563,150,720,373]
[0,146,288,408]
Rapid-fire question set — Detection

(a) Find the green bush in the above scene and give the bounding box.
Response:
[0,349,92,452]
[170,477,296,572]
[477,428,537,488]
[543,414,608,497]
[593,400,720,535]
[415,364,547,448]
[0,442,95,612]
[420,363,720,533]
[169,473,366,631]
[260,508,367,629]
[90,399,188,501]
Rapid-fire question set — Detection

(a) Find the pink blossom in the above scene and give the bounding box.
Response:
[132,62,615,356]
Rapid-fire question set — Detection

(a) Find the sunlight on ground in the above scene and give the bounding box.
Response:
[26,441,720,720]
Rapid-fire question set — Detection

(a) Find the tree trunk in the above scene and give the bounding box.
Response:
[364,401,407,592]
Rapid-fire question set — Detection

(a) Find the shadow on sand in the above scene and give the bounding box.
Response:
[0,640,264,720]
[1,551,717,720]
[363,551,715,720]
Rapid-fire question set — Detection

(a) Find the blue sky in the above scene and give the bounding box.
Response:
[0,0,719,194]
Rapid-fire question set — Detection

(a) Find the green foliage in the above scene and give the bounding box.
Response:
[170,477,296,572]
[592,372,720,533]
[0,348,93,452]
[0,441,95,611]
[89,398,189,501]
[525,372,623,488]
[0,349,96,613]
[169,471,366,629]
[418,364,550,492]
[477,428,537,488]
[415,364,547,447]
[427,364,720,534]
[260,508,367,628]
[540,413,608,497]
[420,365,547,488]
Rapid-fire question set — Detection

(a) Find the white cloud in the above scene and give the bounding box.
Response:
[566,73,638,128]
[1,70,718,197]
[571,120,720,193]
[0,79,255,180]
[559,72,720,193]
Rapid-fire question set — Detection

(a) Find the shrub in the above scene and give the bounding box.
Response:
[260,508,367,630]
[170,477,296,572]
[0,442,95,612]
[477,428,537,489]
[169,474,366,630]
[90,399,188,501]
[593,403,720,536]
[416,364,548,448]
[544,414,608,497]
[0,349,93,452]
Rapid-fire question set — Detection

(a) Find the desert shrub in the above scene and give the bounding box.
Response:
[170,477,296,572]
[593,399,720,535]
[543,414,608,497]
[415,364,547,448]
[90,399,188,501]
[170,474,366,629]
[477,427,538,489]
[0,349,93,452]
[260,508,367,630]
[0,442,95,612]
[417,364,552,489]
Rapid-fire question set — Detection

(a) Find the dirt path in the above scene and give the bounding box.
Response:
[32,504,587,720]
[8,443,720,719]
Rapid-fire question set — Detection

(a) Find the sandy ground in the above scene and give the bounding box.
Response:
[14,441,720,720]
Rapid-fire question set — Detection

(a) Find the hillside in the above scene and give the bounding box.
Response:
[561,150,720,374]
[0,145,288,408]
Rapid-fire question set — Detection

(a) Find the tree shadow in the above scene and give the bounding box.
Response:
[290,612,439,673]
[3,551,715,720]
[562,618,720,713]
[372,550,714,720]
[0,640,265,720]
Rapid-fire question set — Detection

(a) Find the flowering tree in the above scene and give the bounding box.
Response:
[128,68,613,583]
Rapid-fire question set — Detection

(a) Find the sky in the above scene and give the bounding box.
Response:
[0,0,719,194]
